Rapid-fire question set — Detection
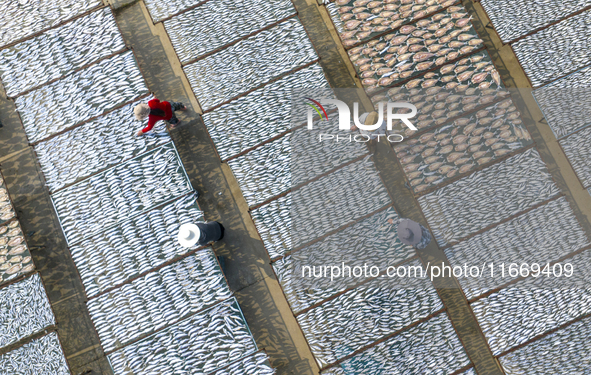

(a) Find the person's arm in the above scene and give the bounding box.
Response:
[137,117,155,135]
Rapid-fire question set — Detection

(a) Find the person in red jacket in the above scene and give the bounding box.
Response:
[134,98,187,135]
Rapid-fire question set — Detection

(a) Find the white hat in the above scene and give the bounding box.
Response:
[397,219,422,246]
[134,103,150,120]
[178,223,201,248]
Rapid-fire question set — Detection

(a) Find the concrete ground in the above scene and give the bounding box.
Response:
[1,0,590,374]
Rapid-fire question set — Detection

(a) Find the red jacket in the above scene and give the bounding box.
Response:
[141,99,172,133]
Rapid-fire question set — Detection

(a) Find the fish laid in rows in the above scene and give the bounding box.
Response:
[251,195,293,259]
[328,0,456,46]
[15,50,148,144]
[0,220,35,286]
[51,143,192,245]
[394,97,532,193]
[143,0,203,22]
[252,158,390,259]
[559,125,591,189]
[203,64,331,160]
[290,159,391,250]
[228,135,293,207]
[0,332,69,375]
[322,313,470,374]
[274,207,413,314]
[472,249,591,356]
[532,65,591,139]
[444,197,588,300]
[499,316,591,375]
[165,0,295,63]
[0,274,55,348]
[0,0,101,48]
[108,298,257,375]
[0,7,124,98]
[212,351,275,375]
[481,0,591,43]
[418,148,560,246]
[228,118,368,206]
[512,10,591,87]
[70,194,203,298]
[370,51,507,136]
[87,250,231,352]
[35,96,170,193]
[184,18,317,110]
[349,5,483,90]
[297,258,442,367]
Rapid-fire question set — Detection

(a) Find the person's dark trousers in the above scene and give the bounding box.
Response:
[168,101,184,125]
[196,221,224,245]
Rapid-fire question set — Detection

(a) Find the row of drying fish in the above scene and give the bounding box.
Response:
[444,197,589,300]
[213,351,275,375]
[328,0,456,47]
[394,97,532,193]
[251,159,391,259]
[108,298,257,375]
[203,64,331,160]
[481,0,591,43]
[369,51,508,136]
[0,274,55,348]
[512,10,591,87]
[499,316,591,375]
[532,65,591,139]
[0,221,34,286]
[0,7,125,98]
[143,0,202,22]
[291,120,369,186]
[418,148,560,246]
[35,97,170,193]
[228,135,292,207]
[0,180,15,226]
[251,195,292,259]
[471,249,591,356]
[559,126,591,189]
[274,207,415,314]
[70,193,203,298]
[164,0,295,63]
[88,251,232,352]
[297,259,442,366]
[0,332,69,375]
[15,50,149,144]
[51,143,192,245]
[184,18,317,110]
[0,0,101,48]
[228,124,369,206]
[290,158,391,251]
[321,313,470,374]
[349,5,483,90]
